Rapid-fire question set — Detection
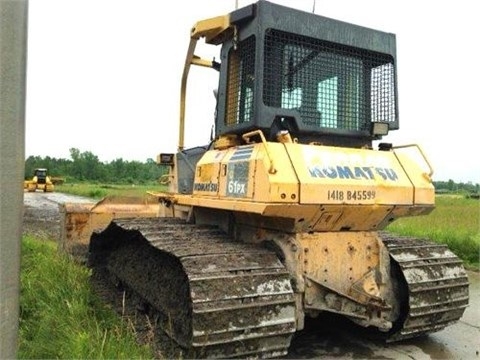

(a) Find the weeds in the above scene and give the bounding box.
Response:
[18,236,153,359]
[387,195,480,269]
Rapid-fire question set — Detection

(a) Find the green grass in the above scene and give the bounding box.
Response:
[387,195,480,269]
[18,235,153,359]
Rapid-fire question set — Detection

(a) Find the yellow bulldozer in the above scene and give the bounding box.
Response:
[24,168,55,192]
[61,1,469,358]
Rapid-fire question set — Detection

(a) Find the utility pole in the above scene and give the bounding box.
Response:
[0,0,29,358]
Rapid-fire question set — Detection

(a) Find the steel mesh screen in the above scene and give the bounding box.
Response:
[264,29,396,131]
[371,63,395,123]
[225,36,256,126]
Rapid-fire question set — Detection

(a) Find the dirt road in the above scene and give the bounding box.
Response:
[23,192,480,359]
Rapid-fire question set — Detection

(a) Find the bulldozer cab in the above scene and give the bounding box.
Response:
[167,0,407,196]
[184,1,398,150]
[33,168,48,184]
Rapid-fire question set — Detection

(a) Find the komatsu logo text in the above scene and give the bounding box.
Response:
[193,182,218,192]
[308,165,399,181]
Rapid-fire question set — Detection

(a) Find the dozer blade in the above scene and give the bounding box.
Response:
[59,195,160,258]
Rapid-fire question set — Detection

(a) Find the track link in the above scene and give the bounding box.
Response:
[380,232,470,341]
[89,217,296,358]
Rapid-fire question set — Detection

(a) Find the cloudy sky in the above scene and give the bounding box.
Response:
[25,0,479,183]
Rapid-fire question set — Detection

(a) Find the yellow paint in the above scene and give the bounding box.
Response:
[62,137,435,252]
[179,14,232,150]
[392,144,435,205]
[173,139,434,232]
[59,196,160,255]
[287,143,415,205]
[193,149,225,196]
[300,232,382,297]
[190,15,231,43]
[249,143,299,203]
[214,135,240,150]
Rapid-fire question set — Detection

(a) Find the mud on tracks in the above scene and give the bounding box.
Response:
[89,218,297,358]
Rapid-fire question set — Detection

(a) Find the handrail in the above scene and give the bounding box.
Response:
[242,130,277,174]
[392,144,434,178]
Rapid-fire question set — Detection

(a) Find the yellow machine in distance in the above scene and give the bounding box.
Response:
[24,168,54,192]
[61,1,469,358]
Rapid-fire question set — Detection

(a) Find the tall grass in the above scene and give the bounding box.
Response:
[18,235,153,359]
[387,196,480,268]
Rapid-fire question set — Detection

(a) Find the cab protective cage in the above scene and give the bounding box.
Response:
[215,0,399,147]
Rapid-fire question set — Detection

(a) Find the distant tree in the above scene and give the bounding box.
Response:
[107,158,126,182]
[447,179,455,191]
[24,156,43,178]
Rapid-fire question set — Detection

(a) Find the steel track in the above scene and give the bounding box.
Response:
[88,218,469,357]
[89,217,297,358]
[381,232,469,341]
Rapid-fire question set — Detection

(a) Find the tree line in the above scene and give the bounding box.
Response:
[433,179,478,195]
[25,148,168,184]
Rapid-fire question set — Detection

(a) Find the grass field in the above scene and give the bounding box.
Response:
[387,195,479,268]
[19,235,153,359]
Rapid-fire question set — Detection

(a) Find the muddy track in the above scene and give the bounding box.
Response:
[88,218,471,358]
[381,233,470,341]
[89,218,297,358]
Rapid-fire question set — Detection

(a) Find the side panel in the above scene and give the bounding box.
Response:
[192,148,226,196]
[193,143,300,203]
[392,145,435,205]
[287,144,415,205]
[185,142,433,231]
[177,147,209,194]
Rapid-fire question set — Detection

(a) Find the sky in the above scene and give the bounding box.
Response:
[25,0,479,183]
